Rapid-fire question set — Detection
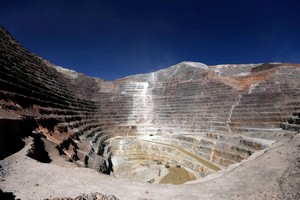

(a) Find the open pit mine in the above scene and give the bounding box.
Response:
[0,26,300,200]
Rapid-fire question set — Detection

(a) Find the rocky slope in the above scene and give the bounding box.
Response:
[0,26,300,199]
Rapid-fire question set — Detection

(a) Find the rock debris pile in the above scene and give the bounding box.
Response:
[44,192,119,200]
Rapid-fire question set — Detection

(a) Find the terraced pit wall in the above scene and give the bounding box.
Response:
[1,26,300,182]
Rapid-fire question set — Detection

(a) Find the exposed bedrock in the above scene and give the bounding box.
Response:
[1,26,300,184]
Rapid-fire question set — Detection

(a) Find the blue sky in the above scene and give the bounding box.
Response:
[1,0,300,80]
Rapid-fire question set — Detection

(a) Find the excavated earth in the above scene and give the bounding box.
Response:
[0,26,300,199]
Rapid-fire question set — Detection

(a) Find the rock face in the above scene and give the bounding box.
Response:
[1,26,300,197]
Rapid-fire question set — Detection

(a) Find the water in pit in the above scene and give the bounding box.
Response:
[159,166,196,184]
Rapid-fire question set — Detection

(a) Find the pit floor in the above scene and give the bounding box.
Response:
[112,157,197,184]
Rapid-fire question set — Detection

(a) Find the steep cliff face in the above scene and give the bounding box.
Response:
[1,26,299,184]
